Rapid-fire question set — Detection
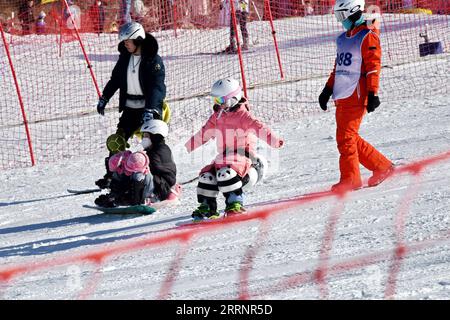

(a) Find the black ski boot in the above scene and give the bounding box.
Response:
[94,194,116,208]
[191,199,219,220]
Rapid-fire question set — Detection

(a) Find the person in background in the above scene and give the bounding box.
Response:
[89,0,106,34]
[18,0,34,35]
[120,0,132,25]
[63,0,82,31]
[131,0,146,24]
[63,0,74,20]
[403,0,414,9]
[221,0,250,53]
[303,0,314,16]
[35,11,46,35]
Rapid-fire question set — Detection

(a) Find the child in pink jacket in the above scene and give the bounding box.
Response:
[185,78,284,220]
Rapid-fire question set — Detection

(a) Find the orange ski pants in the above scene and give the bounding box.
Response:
[335,104,392,186]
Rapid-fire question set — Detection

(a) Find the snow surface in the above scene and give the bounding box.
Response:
[0,13,449,300]
[1,89,449,300]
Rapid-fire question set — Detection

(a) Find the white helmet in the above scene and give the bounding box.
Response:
[334,0,365,22]
[38,11,46,19]
[140,119,169,138]
[210,78,243,108]
[118,22,145,42]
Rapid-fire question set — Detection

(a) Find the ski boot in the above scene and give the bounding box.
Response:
[242,36,249,51]
[224,202,246,217]
[368,164,394,187]
[224,39,237,54]
[331,180,362,193]
[94,194,117,208]
[191,203,220,221]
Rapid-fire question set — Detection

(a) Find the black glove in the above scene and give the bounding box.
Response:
[367,92,380,113]
[318,86,333,111]
[142,109,158,123]
[97,96,108,116]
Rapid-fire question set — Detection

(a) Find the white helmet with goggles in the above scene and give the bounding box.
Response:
[140,119,169,138]
[210,78,243,109]
[334,0,365,22]
[118,22,145,42]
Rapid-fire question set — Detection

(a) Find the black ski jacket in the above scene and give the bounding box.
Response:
[146,136,177,200]
[102,33,166,117]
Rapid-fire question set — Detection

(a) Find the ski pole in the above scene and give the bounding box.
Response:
[180,177,199,185]
[251,1,262,21]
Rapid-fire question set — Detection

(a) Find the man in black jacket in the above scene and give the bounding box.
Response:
[95,21,166,189]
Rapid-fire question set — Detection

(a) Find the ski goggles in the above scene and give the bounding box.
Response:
[211,87,242,105]
[334,10,349,22]
[212,96,227,105]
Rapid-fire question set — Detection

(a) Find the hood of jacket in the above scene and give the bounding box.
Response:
[118,32,159,59]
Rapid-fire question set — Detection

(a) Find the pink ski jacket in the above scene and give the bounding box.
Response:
[185,101,283,176]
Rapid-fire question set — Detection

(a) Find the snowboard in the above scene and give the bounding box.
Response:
[83,204,156,215]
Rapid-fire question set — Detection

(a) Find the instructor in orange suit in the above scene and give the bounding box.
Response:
[319,0,393,192]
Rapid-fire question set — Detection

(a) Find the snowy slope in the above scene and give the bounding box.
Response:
[1,88,449,299]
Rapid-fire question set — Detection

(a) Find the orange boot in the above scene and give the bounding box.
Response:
[368,165,394,187]
[331,180,363,193]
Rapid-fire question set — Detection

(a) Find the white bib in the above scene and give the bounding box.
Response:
[333,28,371,100]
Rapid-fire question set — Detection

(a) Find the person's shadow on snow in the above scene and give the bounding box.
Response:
[0,213,189,257]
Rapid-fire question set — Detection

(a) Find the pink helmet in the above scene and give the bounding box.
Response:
[108,150,132,174]
[123,151,150,176]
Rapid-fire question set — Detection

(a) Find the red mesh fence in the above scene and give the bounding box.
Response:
[0,0,448,169]
[0,150,449,299]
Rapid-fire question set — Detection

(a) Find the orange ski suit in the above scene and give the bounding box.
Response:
[326,23,392,188]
